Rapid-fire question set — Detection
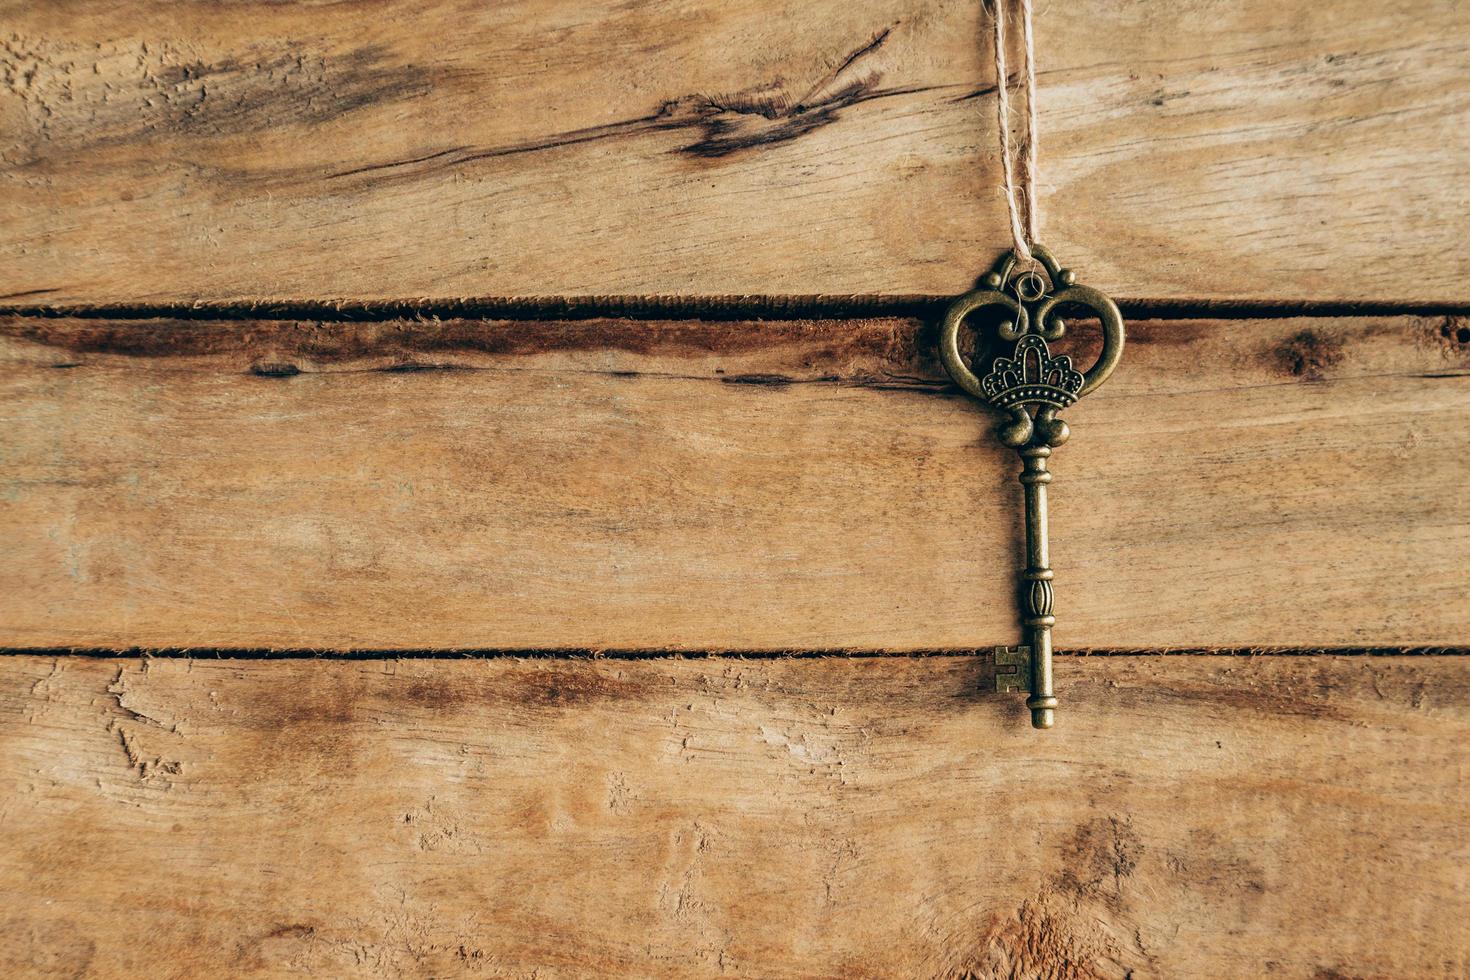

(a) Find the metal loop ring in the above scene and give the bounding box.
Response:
[990,245,1065,290]
[1013,270,1048,303]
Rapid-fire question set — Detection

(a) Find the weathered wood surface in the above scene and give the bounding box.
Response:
[0,654,1464,978]
[2,313,1467,651]
[2,0,1468,305]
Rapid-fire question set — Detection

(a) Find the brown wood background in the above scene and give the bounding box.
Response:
[2,1,1468,977]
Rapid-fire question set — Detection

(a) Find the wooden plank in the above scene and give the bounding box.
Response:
[1,0,1467,305]
[2,313,1467,651]
[0,654,1464,977]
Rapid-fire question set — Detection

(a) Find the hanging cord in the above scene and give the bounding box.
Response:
[990,0,1039,264]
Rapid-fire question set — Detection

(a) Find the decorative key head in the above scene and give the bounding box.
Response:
[980,335,1084,409]
[939,246,1125,448]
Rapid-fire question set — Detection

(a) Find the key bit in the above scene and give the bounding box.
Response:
[994,645,1032,693]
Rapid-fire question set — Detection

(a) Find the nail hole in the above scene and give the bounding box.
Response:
[1437,317,1470,351]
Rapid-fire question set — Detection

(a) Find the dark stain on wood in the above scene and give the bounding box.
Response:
[1166,828,1268,898]
[1054,816,1143,910]
[158,47,434,135]
[508,664,664,710]
[1274,328,1345,381]
[7,41,434,155]
[0,916,98,978]
[1089,659,1368,724]
[394,662,664,713]
[1119,317,1215,348]
[0,316,926,374]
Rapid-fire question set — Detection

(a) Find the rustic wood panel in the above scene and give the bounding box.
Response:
[0,654,1464,978]
[2,0,1467,304]
[2,313,1467,650]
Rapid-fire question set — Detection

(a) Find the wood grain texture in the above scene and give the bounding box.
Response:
[3,313,1468,651]
[0,654,1465,978]
[2,0,1467,305]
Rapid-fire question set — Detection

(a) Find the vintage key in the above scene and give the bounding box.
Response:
[939,245,1124,729]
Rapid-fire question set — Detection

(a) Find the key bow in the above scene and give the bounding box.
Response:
[940,245,1124,447]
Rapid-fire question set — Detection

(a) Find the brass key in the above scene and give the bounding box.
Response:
[939,246,1125,729]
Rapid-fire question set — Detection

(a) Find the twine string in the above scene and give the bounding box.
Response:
[990,0,1039,265]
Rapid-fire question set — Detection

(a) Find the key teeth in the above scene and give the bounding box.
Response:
[993,644,1032,693]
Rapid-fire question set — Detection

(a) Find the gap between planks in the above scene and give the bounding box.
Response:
[1,296,1469,324]
[3,647,1467,661]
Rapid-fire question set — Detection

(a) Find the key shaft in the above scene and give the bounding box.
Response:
[1017,444,1058,729]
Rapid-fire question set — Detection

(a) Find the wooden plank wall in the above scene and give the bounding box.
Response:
[2,1,1468,977]
[2,656,1466,978]
[3,0,1468,304]
[3,313,1469,651]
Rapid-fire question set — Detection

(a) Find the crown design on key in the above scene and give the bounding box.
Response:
[980,334,1084,410]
